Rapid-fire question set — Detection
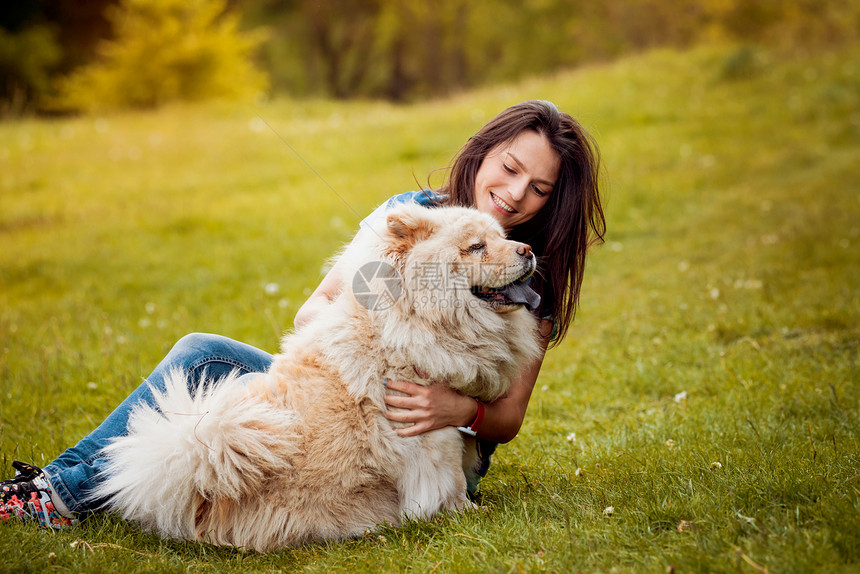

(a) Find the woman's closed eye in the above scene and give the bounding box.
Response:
[504,163,548,196]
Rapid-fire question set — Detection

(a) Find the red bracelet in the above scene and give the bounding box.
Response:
[458,399,485,436]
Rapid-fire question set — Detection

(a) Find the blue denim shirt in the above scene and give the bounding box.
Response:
[359,190,443,235]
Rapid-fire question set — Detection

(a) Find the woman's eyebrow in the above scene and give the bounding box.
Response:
[507,152,555,186]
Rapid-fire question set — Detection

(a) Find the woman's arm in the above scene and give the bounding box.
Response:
[293,260,345,329]
[383,318,554,443]
[295,223,377,328]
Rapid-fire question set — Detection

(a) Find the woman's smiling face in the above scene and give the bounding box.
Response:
[474,129,561,230]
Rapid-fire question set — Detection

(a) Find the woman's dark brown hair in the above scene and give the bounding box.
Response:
[438,100,605,347]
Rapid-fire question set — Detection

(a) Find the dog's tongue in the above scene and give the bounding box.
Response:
[499,280,541,311]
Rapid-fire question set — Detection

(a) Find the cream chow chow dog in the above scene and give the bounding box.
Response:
[94,204,542,551]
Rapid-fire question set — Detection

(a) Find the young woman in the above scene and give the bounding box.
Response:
[0,100,604,528]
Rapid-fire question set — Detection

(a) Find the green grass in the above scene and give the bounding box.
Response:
[2,41,859,572]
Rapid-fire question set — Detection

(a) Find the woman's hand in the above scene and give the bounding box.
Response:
[383,319,553,442]
[383,377,478,438]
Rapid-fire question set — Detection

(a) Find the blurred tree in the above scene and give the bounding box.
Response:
[241,0,860,101]
[55,0,267,111]
[0,25,61,116]
[304,0,379,98]
[42,0,116,73]
[5,0,859,112]
[1,0,114,69]
[0,0,114,115]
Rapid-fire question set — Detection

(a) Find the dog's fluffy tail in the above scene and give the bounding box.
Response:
[93,369,299,540]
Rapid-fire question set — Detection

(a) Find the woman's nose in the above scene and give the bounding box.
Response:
[508,179,528,201]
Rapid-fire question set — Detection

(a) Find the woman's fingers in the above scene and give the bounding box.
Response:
[396,420,434,438]
[385,406,422,422]
[383,376,468,435]
[384,378,425,395]
[383,393,417,409]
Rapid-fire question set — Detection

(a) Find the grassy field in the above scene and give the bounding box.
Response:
[1,41,859,573]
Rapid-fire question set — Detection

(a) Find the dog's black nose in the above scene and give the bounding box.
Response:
[516,244,532,258]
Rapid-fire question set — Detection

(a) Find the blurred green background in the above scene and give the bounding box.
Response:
[2,0,860,113]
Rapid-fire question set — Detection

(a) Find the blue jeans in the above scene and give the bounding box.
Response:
[44,333,273,513]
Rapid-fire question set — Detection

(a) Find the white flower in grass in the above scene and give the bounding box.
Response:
[699,155,716,168]
[733,278,763,290]
[249,117,266,133]
[674,391,687,403]
[709,287,720,300]
[737,511,756,525]
[94,118,109,133]
[575,467,583,477]
[709,461,723,470]
[603,506,614,516]
[677,520,694,532]
[665,439,676,448]
[566,432,576,443]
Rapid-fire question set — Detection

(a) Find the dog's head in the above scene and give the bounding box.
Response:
[343,203,543,400]
[380,204,541,316]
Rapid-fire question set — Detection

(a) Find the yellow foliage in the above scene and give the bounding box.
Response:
[55,0,267,112]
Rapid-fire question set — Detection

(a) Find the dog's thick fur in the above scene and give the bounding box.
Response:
[94,204,541,551]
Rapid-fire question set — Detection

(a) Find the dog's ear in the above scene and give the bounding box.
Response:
[384,208,436,258]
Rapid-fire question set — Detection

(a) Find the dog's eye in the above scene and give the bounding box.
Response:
[467,242,486,253]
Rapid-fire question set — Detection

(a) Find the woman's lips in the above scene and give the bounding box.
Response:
[490,192,517,214]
